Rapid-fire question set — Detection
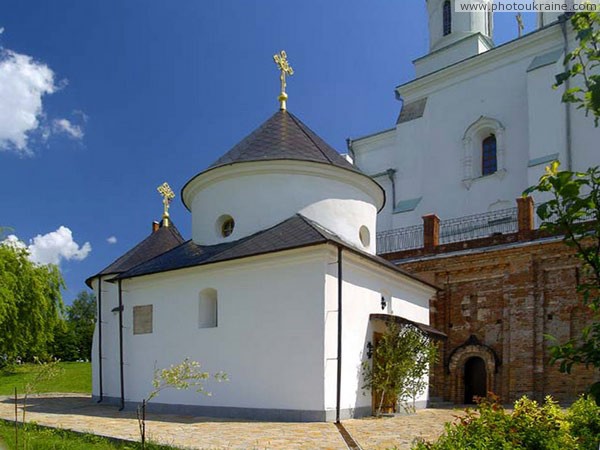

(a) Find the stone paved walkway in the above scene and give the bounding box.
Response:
[0,394,463,449]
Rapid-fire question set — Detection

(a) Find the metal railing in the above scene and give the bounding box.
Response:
[376,207,519,254]
[377,224,424,254]
[440,207,518,244]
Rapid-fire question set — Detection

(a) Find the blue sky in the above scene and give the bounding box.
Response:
[0,1,536,302]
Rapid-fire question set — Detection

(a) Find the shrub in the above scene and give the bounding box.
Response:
[567,395,600,450]
[411,393,600,450]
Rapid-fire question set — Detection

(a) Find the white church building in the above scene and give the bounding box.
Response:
[88,1,599,422]
[349,2,598,243]
[87,105,440,421]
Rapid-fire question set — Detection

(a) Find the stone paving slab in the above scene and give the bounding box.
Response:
[0,394,461,450]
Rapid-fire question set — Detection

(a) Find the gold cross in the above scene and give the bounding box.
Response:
[273,50,294,110]
[516,13,524,38]
[157,182,175,226]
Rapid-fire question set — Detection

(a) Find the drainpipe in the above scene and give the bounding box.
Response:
[97,276,103,403]
[386,169,397,209]
[336,247,343,423]
[118,279,125,411]
[560,15,573,170]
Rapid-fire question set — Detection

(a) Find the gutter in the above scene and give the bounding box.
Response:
[560,15,573,170]
[118,279,125,411]
[335,246,343,423]
[97,277,103,403]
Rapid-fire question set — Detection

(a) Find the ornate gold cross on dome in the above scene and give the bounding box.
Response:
[273,50,294,111]
[157,182,175,227]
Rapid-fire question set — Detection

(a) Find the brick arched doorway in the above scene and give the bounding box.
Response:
[464,356,487,403]
[447,335,500,404]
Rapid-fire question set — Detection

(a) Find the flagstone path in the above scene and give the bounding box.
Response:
[0,394,463,449]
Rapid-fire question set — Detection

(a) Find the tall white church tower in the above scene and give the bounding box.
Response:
[416,0,494,76]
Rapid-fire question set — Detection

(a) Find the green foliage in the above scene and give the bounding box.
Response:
[0,362,91,395]
[147,358,228,402]
[554,11,600,126]
[523,162,600,381]
[51,291,96,361]
[362,323,438,415]
[567,395,600,449]
[412,394,600,450]
[137,359,228,448]
[0,240,65,364]
[0,421,179,449]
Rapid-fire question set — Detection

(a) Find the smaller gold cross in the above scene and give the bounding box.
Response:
[273,50,294,110]
[157,182,175,226]
[516,13,524,38]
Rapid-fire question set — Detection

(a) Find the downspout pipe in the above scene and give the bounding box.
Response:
[560,14,573,171]
[97,276,103,403]
[118,279,125,411]
[335,246,343,423]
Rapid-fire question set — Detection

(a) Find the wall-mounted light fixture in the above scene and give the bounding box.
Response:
[381,296,387,311]
[366,341,374,359]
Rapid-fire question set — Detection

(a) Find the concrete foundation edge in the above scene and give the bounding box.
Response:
[92,396,424,422]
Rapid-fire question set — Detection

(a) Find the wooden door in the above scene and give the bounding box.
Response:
[464,357,487,404]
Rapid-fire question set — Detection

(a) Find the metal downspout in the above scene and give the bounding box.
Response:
[560,16,573,170]
[118,279,125,411]
[97,276,103,403]
[336,247,343,423]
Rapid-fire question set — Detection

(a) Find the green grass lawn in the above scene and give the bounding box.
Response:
[0,362,91,396]
[0,421,178,449]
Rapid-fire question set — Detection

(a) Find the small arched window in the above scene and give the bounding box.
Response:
[443,0,452,36]
[199,288,218,328]
[482,134,497,176]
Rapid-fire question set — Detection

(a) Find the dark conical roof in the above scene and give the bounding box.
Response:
[207,110,359,172]
[85,221,185,286]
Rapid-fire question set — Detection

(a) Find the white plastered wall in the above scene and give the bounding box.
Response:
[92,247,328,412]
[323,247,435,416]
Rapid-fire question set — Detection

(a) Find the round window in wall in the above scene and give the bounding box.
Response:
[216,215,235,238]
[359,226,370,248]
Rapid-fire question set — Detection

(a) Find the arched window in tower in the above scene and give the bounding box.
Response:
[482,134,497,176]
[443,0,452,36]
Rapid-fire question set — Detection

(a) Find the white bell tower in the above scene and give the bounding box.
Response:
[414,0,494,77]
[427,0,493,52]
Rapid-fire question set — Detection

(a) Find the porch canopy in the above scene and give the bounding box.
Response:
[370,313,447,340]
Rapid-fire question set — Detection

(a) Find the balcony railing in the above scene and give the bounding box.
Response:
[376,207,519,254]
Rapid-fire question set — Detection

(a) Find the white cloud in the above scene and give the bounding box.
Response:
[1,234,27,250]
[53,118,84,140]
[106,236,117,244]
[26,226,91,265]
[0,49,56,154]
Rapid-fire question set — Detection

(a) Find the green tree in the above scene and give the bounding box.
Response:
[67,291,96,360]
[50,291,96,361]
[362,323,437,415]
[524,162,600,392]
[554,10,600,125]
[522,10,600,399]
[0,239,64,364]
[137,358,227,448]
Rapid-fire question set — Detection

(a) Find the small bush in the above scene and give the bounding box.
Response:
[412,393,600,450]
[567,396,600,450]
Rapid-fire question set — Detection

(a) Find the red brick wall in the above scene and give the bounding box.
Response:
[396,240,599,404]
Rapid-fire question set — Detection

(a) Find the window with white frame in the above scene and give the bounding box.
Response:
[462,116,506,189]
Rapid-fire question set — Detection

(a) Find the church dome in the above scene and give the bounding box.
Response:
[182,110,385,253]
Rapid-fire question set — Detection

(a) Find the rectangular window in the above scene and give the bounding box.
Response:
[133,305,153,334]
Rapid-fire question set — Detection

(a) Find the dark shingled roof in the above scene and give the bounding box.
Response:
[208,110,359,172]
[114,215,438,290]
[86,222,185,286]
